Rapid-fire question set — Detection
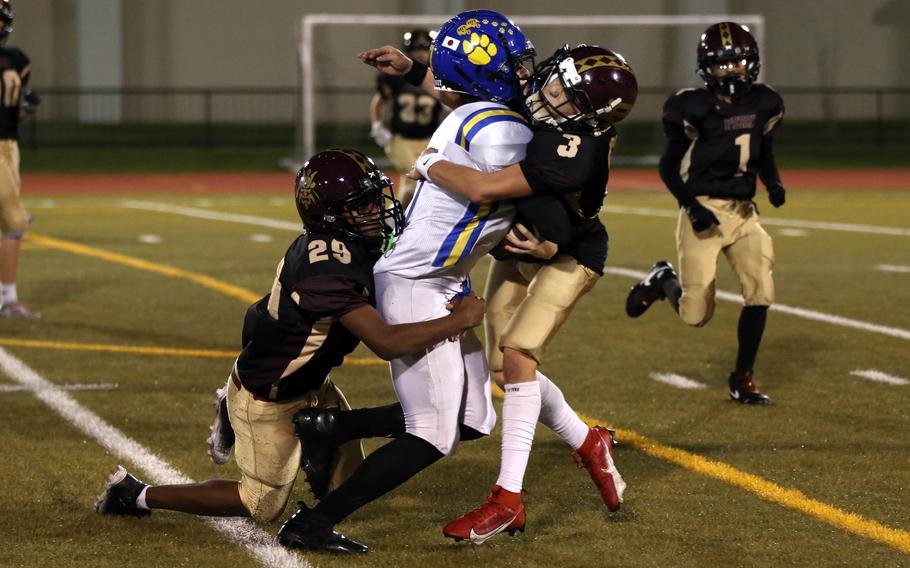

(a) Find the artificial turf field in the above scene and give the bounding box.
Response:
[1,179,908,567]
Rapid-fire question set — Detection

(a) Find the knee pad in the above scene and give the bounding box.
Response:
[406,419,460,456]
[679,283,716,327]
[238,475,294,523]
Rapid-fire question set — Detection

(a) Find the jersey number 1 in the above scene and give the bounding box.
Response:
[734,133,750,177]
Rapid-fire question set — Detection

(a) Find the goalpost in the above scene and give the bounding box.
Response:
[296,14,765,164]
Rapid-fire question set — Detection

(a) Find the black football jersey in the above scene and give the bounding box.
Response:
[0,47,29,139]
[662,84,784,200]
[514,128,614,274]
[376,73,443,139]
[235,232,377,401]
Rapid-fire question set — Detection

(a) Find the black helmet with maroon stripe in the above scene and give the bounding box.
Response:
[696,21,760,99]
[295,149,404,252]
[524,44,637,136]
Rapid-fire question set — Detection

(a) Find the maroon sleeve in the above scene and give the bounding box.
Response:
[295,275,370,318]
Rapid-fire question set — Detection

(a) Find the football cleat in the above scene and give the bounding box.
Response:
[207,386,235,465]
[442,485,526,544]
[0,301,41,319]
[728,370,771,405]
[95,466,150,518]
[625,260,677,318]
[293,408,341,499]
[572,426,625,511]
[277,502,368,554]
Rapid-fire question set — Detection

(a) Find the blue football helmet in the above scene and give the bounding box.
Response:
[430,10,535,103]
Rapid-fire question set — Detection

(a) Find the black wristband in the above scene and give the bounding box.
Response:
[403,60,428,86]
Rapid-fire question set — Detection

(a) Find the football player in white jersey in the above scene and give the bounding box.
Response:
[277,11,536,553]
[414,45,639,542]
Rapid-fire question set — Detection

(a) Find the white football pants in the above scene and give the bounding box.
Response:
[375,272,497,455]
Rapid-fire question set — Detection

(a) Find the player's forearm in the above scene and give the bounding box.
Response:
[658,143,696,207]
[370,95,384,123]
[372,315,470,360]
[758,135,782,189]
[428,161,530,203]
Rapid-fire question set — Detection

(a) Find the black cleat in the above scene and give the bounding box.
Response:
[95,466,151,518]
[278,503,368,554]
[728,370,771,405]
[625,260,677,318]
[207,386,235,465]
[293,408,341,500]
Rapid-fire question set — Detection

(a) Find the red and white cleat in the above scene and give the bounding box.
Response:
[572,426,626,511]
[442,485,526,544]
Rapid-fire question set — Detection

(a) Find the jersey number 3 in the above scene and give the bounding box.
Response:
[308,239,352,264]
[557,134,581,158]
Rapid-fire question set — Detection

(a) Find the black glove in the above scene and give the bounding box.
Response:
[22,89,41,115]
[768,183,786,208]
[686,201,720,233]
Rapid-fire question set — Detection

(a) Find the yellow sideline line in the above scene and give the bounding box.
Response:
[21,232,909,555]
[0,338,385,366]
[25,232,261,304]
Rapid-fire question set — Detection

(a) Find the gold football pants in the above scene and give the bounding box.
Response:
[484,254,600,372]
[228,374,364,522]
[676,196,775,327]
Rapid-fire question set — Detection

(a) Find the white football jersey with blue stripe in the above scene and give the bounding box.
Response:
[375,101,533,283]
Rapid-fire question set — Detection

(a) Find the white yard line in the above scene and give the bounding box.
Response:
[649,373,707,389]
[121,200,303,232]
[604,267,910,342]
[849,369,909,386]
[875,264,910,274]
[602,205,910,237]
[0,347,311,568]
[0,382,119,393]
[120,201,910,343]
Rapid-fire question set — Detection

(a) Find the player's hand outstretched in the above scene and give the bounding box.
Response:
[358,46,414,76]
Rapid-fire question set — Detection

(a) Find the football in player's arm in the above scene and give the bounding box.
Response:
[95,150,485,553]
[625,21,785,405]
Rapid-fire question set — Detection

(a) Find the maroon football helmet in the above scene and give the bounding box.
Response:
[0,1,13,45]
[524,45,637,136]
[696,22,760,99]
[295,148,404,252]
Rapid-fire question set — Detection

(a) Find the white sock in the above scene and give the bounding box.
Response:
[1,283,17,304]
[136,486,151,510]
[496,381,541,493]
[537,371,590,450]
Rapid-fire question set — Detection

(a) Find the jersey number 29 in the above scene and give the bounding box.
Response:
[308,239,352,264]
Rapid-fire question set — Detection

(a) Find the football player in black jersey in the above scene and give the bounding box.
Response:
[0,1,39,319]
[408,44,638,541]
[370,29,444,208]
[95,149,485,553]
[625,22,786,405]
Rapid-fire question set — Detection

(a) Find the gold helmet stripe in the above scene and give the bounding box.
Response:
[575,54,632,75]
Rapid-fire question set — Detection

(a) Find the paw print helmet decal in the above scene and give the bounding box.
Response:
[430,10,535,103]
